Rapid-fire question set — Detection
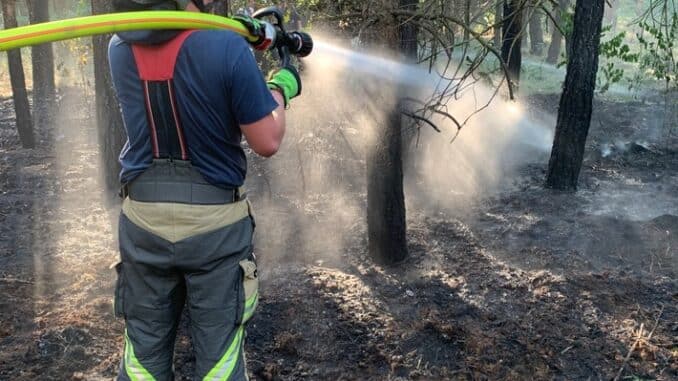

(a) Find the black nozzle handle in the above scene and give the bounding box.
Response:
[251,6,284,26]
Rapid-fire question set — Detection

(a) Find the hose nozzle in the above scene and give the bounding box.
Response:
[285,31,313,57]
[252,6,314,64]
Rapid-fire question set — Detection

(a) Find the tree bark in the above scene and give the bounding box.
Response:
[91,0,125,195]
[546,0,605,191]
[367,105,408,265]
[546,0,569,64]
[27,0,56,128]
[528,1,544,55]
[501,0,523,89]
[367,0,414,265]
[2,0,35,148]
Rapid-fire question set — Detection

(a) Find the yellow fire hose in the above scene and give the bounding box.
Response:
[0,11,257,52]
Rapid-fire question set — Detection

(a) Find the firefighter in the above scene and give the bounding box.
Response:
[108,0,301,379]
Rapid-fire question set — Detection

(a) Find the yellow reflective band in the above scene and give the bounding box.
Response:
[203,326,245,381]
[243,291,258,322]
[124,331,156,381]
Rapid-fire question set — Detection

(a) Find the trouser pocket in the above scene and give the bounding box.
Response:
[113,262,126,318]
[246,199,256,230]
[236,255,259,325]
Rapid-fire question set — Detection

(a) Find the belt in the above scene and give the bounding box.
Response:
[119,159,245,205]
[120,181,244,205]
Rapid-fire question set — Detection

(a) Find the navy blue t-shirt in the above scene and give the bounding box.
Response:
[108,30,278,188]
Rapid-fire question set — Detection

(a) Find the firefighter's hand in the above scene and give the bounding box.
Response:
[267,65,301,107]
[233,14,275,51]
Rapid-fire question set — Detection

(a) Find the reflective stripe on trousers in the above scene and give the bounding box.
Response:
[115,201,256,381]
[123,330,156,381]
[203,326,245,381]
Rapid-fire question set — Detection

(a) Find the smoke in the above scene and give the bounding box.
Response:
[249,36,555,266]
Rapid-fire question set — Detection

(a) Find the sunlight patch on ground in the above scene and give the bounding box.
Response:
[307,266,396,328]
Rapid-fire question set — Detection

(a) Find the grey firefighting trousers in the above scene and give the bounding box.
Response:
[114,192,258,381]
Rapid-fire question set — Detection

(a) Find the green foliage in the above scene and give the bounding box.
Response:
[595,2,676,94]
[598,26,639,93]
[636,12,677,87]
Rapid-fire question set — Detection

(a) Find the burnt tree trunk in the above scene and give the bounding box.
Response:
[528,1,544,55]
[367,0,416,265]
[546,0,569,64]
[546,0,605,191]
[501,0,524,89]
[27,0,56,128]
[2,0,34,148]
[91,0,125,195]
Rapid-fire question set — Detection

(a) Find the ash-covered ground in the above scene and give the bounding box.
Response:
[0,90,675,380]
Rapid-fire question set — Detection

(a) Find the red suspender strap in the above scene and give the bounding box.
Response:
[131,30,195,160]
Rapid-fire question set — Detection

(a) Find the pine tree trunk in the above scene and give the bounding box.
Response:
[367,0,414,265]
[528,1,544,55]
[91,0,125,195]
[367,105,408,265]
[546,0,569,64]
[2,0,34,148]
[546,0,605,191]
[27,0,56,128]
[501,0,523,89]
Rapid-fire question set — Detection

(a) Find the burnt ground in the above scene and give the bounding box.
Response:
[0,89,676,381]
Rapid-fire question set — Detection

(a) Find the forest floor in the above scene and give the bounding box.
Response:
[0,88,676,381]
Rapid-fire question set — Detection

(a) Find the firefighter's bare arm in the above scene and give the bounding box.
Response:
[241,90,286,157]
[241,66,301,157]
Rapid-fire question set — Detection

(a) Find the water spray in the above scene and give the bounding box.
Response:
[0,9,314,65]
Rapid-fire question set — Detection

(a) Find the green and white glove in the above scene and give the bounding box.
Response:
[267,66,302,107]
[233,14,275,51]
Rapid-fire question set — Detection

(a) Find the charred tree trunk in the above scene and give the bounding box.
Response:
[2,0,34,148]
[367,105,408,265]
[528,1,544,55]
[91,0,125,195]
[546,0,605,191]
[501,0,524,89]
[546,0,569,64]
[27,0,56,128]
[367,0,415,265]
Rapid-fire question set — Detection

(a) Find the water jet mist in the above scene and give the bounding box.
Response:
[250,38,556,265]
